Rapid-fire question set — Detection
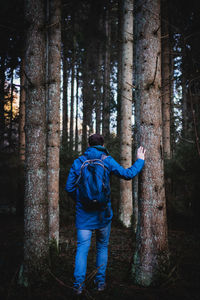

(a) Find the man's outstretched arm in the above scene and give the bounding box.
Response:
[107,146,146,180]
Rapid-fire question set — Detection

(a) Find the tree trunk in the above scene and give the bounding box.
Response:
[181,44,187,138]
[132,0,169,286]
[69,16,75,153]
[19,58,26,163]
[119,0,133,228]
[0,55,5,147]
[24,0,48,278]
[47,0,61,248]
[8,68,14,146]
[102,6,111,142]
[117,0,123,138]
[161,0,171,159]
[82,55,90,152]
[75,67,79,152]
[61,19,69,146]
[95,45,103,135]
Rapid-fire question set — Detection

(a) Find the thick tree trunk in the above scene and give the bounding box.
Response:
[24,0,48,277]
[119,0,133,228]
[132,0,169,286]
[161,0,171,159]
[102,6,111,141]
[19,58,26,163]
[47,0,61,248]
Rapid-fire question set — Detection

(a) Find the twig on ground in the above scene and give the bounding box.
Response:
[48,269,72,290]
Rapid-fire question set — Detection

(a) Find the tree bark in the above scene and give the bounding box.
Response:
[102,6,111,141]
[19,57,26,163]
[82,54,90,152]
[95,45,103,135]
[161,0,171,159]
[61,17,69,146]
[47,0,61,248]
[69,15,75,153]
[117,0,123,138]
[132,0,169,286]
[119,0,133,228]
[24,0,48,277]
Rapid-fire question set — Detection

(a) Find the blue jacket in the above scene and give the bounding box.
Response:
[65,146,145,229]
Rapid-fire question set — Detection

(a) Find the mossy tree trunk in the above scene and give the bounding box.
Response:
[132,0,169,286]
[47,0,61,248]
[119,0,133,228]
[24,0,49,278]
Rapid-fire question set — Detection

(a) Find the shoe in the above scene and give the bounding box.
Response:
[73,284,83,295]
[97,282,106,292]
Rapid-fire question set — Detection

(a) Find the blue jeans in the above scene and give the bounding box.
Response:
[74,222,111,287]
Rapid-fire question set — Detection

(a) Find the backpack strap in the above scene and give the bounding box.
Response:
[76,154,108,186]
[101,154,108,161]
[75,156,87,186]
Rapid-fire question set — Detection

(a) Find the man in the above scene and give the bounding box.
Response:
[65,134,145,295]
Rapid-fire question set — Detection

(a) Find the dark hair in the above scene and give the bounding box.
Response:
[88,134,104,146]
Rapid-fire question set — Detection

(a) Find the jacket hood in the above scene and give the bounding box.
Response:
[83,145,109,159]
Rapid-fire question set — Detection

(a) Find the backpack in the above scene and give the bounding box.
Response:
[75,155,110,210]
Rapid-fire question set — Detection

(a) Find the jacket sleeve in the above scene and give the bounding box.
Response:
[107,157,145,180]
[65,159,81,198]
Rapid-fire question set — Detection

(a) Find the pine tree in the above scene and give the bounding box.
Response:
[61,17,69,146]
[117,0,123,138]
[119,0,133,227]
[95,45,103,135]
[24,0,49,278]
[47,0,61,248]
[132,0,169,286]
[69,15,75,152]
[102,4,111,141]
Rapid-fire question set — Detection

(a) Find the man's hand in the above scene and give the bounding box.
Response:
[137,146,146,160]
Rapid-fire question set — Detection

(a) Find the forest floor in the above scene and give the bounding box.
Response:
[0,215,200,300]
